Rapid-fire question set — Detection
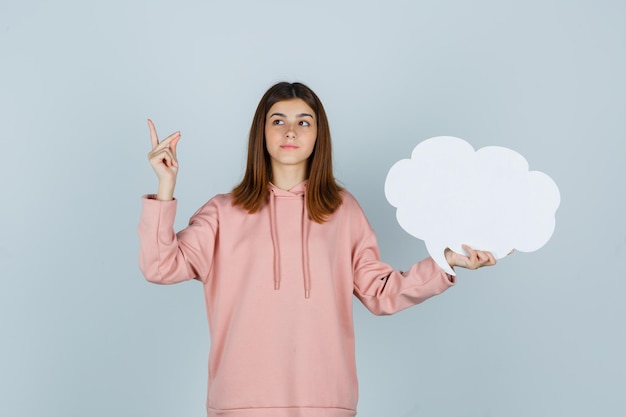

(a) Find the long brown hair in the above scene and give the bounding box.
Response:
[232,82,343,223]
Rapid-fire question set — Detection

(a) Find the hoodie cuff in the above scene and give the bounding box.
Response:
[424,256,456,285]
[142,194,176,201]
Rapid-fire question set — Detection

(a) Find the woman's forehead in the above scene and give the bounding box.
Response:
[267,99,315,117]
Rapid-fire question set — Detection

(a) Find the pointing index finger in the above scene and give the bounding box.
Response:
[148,119,159,148]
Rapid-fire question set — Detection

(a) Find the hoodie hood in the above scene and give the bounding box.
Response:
[268,181,312,298]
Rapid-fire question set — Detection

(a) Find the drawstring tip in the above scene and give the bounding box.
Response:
[274,281,280,290]
[305,290,310,299]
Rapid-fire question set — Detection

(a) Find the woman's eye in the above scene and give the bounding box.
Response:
[273,119,284,125]
[299,120,310,127]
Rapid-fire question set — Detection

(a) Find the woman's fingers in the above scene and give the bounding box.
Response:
[148,119,159,149]
[147,119,181,153]
[461,244,476,265]
[148,133,180,167]
[146,119,180,190]
[155,131,181,152]
[151,132,181,168]
[460,245,496,269]
[149,147,176,167]
[169,136,180,167]
[147,134,181,170]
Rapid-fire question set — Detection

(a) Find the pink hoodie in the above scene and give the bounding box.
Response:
[138,182,454,417]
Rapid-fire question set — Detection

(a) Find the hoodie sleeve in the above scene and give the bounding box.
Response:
[348,196,455,316]
[138,195,218,284]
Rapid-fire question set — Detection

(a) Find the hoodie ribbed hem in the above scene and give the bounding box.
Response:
[207,406,356,417]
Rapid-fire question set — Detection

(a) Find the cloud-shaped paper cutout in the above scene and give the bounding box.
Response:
[385,136,560,275]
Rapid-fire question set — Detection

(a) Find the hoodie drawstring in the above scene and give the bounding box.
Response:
[268,184,311,298]
[301,193,311,299]
[269,189,281,291]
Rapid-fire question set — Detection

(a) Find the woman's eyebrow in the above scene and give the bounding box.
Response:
[268,112,314,118]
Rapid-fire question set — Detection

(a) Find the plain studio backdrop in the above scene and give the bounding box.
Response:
[1,1,624,416]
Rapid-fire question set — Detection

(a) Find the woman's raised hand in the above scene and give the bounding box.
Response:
[147,119,181,200]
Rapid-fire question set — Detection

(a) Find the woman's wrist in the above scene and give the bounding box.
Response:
[156,180,176,201]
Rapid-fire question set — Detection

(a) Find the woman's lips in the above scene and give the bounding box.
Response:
[280,145,298,150]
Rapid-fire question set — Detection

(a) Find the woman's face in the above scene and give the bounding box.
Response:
[264,98,317,174]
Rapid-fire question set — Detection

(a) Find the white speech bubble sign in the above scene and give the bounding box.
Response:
[384,136,560,275]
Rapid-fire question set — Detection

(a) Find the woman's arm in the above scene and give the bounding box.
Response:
[349,196,496,316]
[138,119,218,284]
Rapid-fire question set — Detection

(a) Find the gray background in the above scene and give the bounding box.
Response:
[1,0,624,416]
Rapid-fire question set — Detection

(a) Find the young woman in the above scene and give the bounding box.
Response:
[138,82,496,417]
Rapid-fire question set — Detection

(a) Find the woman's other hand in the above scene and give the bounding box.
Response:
[445,244,497,270]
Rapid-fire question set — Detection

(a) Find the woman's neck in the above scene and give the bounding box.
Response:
[271,165,307,191]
